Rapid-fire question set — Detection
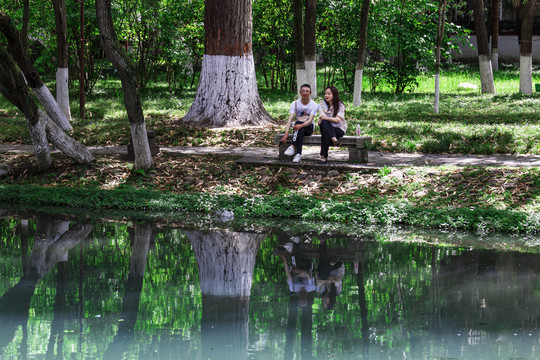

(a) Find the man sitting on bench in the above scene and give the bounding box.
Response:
[280,84,319,163]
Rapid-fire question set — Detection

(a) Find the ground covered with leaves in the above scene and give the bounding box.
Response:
[2,149,539,215]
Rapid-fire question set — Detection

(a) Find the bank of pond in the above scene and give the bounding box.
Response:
[0,208,539,359]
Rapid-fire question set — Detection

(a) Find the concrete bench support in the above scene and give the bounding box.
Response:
[273,134,371,163]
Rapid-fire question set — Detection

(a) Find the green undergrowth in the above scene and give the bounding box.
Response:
[1,185,538,235]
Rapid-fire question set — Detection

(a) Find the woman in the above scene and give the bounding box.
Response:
[318,86,346,164]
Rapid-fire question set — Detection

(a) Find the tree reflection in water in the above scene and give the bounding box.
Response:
[0,214,539,359]
[186,230,264,359]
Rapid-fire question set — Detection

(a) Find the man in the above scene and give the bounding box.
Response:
[281,84,319,163]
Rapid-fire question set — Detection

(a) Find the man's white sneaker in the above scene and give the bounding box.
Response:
[292,154,302,163]
[284,145,295,156]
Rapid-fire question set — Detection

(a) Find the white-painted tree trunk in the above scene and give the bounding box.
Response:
[129,122,152,170]
[56,67,71,119]
[183,55,272,127]
[519,54,533,95]
[478,55,495,93]
[491,49,499,72]
[33,83,72,131]
[434,73,440,114]
[353,69,363,107]
[42,109,95,164]
[26,114,52,170]
[186,230,264,298]
[296,68,307,97]
[305,60,317,98]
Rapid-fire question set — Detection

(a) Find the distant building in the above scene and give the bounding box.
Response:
[450,0,540,63]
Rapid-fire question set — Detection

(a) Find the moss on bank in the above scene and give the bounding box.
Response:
[1,185,538,235]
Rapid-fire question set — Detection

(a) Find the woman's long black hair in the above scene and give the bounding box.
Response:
[324,86,341,117]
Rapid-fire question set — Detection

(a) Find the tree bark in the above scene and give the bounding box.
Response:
[353,0,371,106]
[293,0,306,94]
[182,0,272,127]
[304,0,317,98]
[0,12,72,131]
[95,0,153,170]
[52,0,71,119]
[0,46,94,167]
[490,0,500,71]
[518,0,538,94]
[471,0,495,93]
[434,0,448,114]
[0,46,51,169]
[21,0,29,51]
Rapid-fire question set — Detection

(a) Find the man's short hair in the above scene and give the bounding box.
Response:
[300,84,311,91]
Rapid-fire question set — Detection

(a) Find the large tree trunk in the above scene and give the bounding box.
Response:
[471,0,495,93]
[434,0,448,114]
[304,0,317,98]
[0,12,72,131]
[182,0,272,127]
[0,46,94,168]
[52,0,71,119]
[491,0,500,71]
[518,0,537,94]
[353,0,370,106]
[293,0,306,94]
[95,0,153,170]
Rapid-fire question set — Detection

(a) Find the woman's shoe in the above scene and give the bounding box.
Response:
[319,157,327,164]
[331,137,341,146]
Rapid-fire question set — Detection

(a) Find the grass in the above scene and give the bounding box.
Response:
[1,184,539,235]
[1,63,540,154]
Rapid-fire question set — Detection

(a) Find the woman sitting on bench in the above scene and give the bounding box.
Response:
[318,86,347,164]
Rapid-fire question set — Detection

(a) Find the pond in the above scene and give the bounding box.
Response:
[0,210,539,359]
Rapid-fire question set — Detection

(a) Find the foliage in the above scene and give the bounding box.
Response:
[253,0,296,91]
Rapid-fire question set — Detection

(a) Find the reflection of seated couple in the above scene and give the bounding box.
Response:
[279,237,344,310]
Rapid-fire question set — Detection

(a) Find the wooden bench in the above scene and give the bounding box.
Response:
[273,134,372,163]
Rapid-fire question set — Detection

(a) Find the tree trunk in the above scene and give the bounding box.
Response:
[518,0,537,94]
[52,0,71,119]
[182,0,272,127]
[434,0,448,114]
[304,0,317,98]
[471,0,495,93]
[353,0,370,106]
[43,109,95,163]
[96,0,153,170]
[27,115,52,170]
[185,230,264,298]
[491,0,500,71]
[0,13,72,131]
[293,0,306,95]
[0,46,94,167]
[21,0,29,51]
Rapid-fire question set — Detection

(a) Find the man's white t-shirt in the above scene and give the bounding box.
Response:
[289,99,319,122]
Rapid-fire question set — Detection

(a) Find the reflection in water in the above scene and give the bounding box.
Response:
[0,214,539,359]
[104,224,153,359]
[186,230,264,359]
[0,216,93,356]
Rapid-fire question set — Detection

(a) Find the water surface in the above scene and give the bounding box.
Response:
[0,213,539,359]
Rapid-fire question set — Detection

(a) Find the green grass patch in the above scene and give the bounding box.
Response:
[0,184,538,235]
[1,64,540,154]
